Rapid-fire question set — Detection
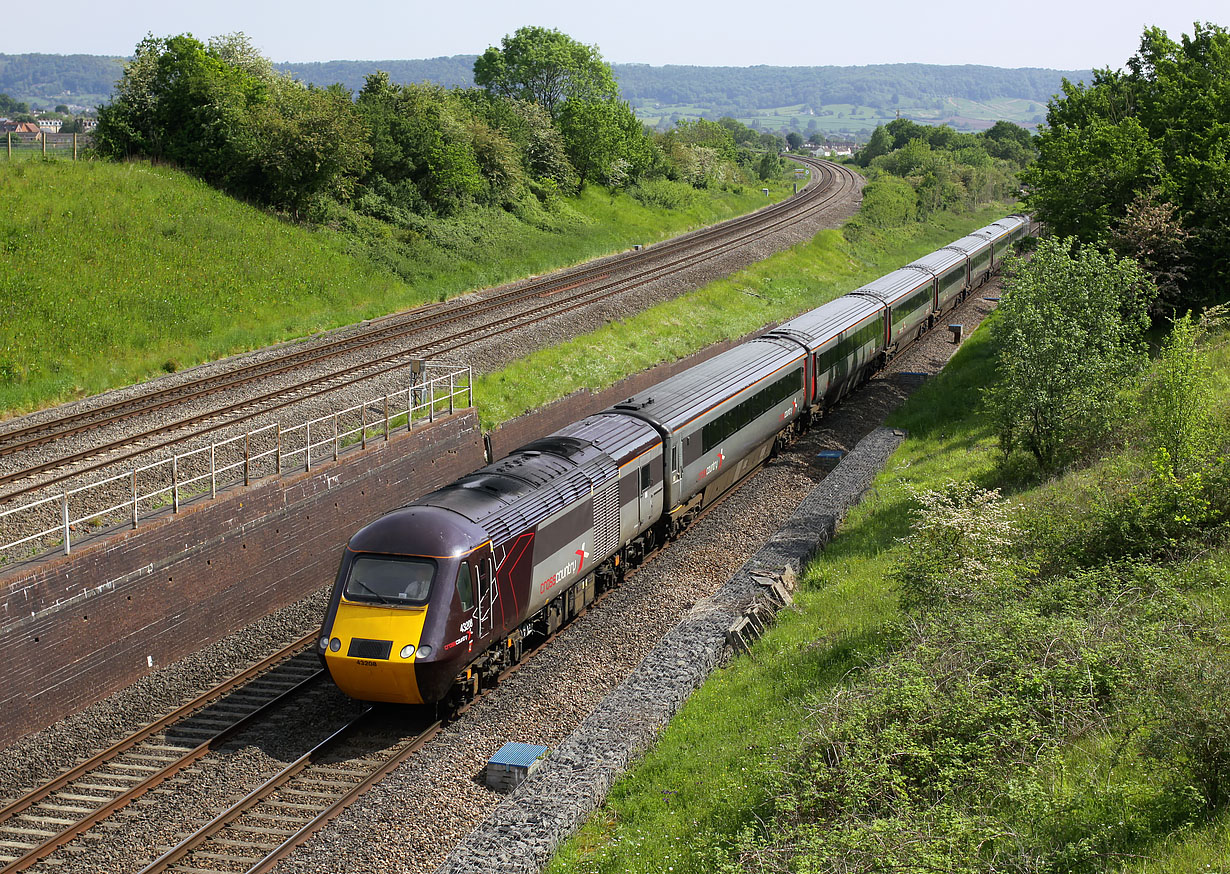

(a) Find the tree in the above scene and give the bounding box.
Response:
[786,131,804,150]
[1024,23,1230,309]
[473,27,617,119]
[985,238,1154,472]
[558,96,650,187]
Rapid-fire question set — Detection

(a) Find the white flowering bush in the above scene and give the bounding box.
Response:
[893,480,1018,610]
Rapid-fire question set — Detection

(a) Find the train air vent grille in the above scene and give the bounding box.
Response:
[593,479,620,560]
[347,638,393,660]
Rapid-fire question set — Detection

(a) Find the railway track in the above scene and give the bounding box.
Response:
[0,415,788,874]
[0,157,860,501]
[0,635,326,873]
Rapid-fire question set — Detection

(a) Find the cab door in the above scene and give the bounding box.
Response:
[475,553,497,639]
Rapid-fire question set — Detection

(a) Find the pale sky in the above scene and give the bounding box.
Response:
[5,0,1226,72]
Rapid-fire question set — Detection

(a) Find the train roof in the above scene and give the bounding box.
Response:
[410,437,619,548]
[551,412,661,468]
[945,233,992,255]
[850,266,934,306]
[908,247,967,275]
[610,337,804,433]
[765,295,882,351]
[347,504,487,560]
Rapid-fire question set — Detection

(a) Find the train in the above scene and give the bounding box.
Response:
[317,214,1031,707]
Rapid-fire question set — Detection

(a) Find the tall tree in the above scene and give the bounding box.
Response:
[1024,22,1230,310]
[473,26,617,118]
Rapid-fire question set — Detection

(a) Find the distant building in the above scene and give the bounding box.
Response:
[36,118,62,133]
[813,140,856,158]
[81,117,99,131]
[1,121,42,135]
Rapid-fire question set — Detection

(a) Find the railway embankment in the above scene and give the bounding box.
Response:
[438,425,906,874]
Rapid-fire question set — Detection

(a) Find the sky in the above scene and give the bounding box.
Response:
[5,0,1227,71]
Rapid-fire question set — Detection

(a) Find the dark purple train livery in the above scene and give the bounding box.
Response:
[318,215,1030,705]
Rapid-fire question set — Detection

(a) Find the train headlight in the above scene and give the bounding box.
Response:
[416,645,433,659]
[318,636,329,651]
[400,644,416,659]
[329,637,341,652]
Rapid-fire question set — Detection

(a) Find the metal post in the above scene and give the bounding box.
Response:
[429,381,435,423]
[361,404,367,450]
[210,443,217,499]
[244,433,251,486]
[132,470,139,529]
[276,424,283,475]
[407,386,413,431]
[305,422,312,472]
[333,413,339,461]
[384,394,390,441]
[449,373,455,414]
[62,493,71,556]
[172,457,179,513]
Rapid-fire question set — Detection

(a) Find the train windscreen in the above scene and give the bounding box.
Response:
[344,555,435,606]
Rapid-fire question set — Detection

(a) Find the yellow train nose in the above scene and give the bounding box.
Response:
[324,602,427,704]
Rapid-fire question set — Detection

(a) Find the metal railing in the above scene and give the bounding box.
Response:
[0,362,472,563]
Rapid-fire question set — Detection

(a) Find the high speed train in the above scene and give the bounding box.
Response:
[317,215,1030,706]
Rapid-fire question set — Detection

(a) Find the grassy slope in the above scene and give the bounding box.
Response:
[0,160,790,415]
[474,205,1010,429]
[546,313,1230,872]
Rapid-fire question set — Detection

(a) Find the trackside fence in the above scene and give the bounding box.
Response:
[0,362,472,564]
[3,132,94,161]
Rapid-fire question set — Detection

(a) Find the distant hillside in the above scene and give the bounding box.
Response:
[0,53,123,109]
[0,51,1088,137]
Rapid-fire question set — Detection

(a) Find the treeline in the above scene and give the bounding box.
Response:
[0,53,123,106]
[94,30,788,221]
[847,117,1034,232]
[0,50,1085,118]
[1024,22,1230,315]
[613,63,1086,112]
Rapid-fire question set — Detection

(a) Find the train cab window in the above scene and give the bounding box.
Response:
[344,555,434,606]
[640,464,651,493]
[456,562,474,611]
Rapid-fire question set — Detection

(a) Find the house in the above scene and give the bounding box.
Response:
[0,121,42,135]
[36,118,62,134]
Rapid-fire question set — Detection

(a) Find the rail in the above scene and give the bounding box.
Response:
[0,361,471,562]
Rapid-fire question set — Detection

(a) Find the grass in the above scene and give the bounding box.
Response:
[546,308,1230,873]
[0,159,793,415]
[474,204,1011,429]
[546,325,1003,874]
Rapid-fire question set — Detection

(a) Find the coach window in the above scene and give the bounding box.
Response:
[456,562,474,611]
[640,464,651,493]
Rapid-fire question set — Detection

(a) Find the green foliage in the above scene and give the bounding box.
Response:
[1025,23,1230,311]
[95,33,370,212]
[0,92,29,115]
[985,237,1154,472]
[558,96,650,188]
[473,26,617,118]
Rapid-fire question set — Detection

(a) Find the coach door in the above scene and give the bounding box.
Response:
[637,461,658,525]
[475,555,497,638]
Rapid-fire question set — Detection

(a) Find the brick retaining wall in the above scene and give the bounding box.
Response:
[0,412,485,748]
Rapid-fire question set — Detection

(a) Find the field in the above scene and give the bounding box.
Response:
[0,160,794,415]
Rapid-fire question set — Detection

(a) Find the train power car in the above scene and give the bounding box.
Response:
[318,215,1031,706]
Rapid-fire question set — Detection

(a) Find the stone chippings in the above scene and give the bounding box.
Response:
[436,427,904,874]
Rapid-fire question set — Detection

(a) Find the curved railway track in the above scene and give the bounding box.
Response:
[0,157,859,500]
